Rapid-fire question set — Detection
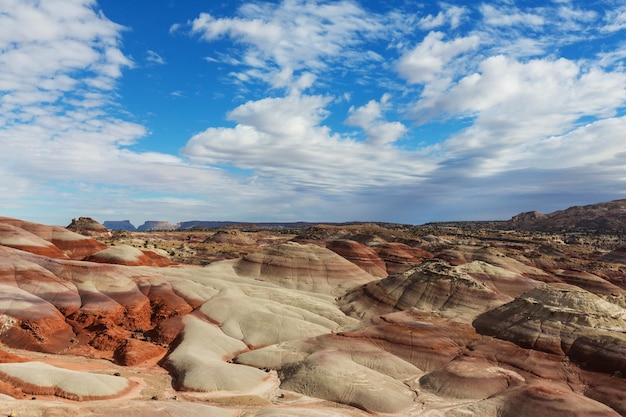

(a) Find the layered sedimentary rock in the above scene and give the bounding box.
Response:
[0,217,107,260]
[1,214,626,416]
[0,361,131,401]
[234,242,377,296]
[325,240,388,277]
[84,245,173,267]
[473,284,626,358]
[137,221,178,231]
[339,259,518,321]
[204,230,257,245]
[103,220,137,231]
[66,217,110,237]
[372,242,433,274]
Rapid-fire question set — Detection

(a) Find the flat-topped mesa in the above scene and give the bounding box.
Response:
[137,221,178,231]
[102,220,137,231]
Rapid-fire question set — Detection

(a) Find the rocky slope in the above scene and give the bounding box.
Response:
[1,208,626,416]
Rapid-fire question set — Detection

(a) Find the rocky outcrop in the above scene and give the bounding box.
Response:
[473,284,626,358]
[204,230,256,245]
[66,217,110,237]
[505,199,626,232]
[339,259,518,322]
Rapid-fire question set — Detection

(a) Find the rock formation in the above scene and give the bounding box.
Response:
[103,220,137,231]
[137,221,178,231]
[66,217,110,237]
[1,208,626,416]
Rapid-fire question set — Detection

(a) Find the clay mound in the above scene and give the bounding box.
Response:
[0,282,75,353]
[325,240,388,277]
[493,385,621,417]
[373,242,433,274]
[473,284,626,355]
[553,269,624,296]
[0,221,67,258]
[66,217,111,237]
[339,259,511,322]
[161,315,272,393]
[0,217,107,259]
[436,245,554,282]
[197,288,340,348]
[601,247,626,264]
[0,250,82,316]
[277,350,416,413]
[234,242,376,296]
[455,260,541,298]
[204,230,256,245]
[236,333,420,413]
[85,245,173,266]
[344,311,481,372]
[568,334,626,375]
[419,356,524,399]
[113,338,167,366]
[0,361,130,401]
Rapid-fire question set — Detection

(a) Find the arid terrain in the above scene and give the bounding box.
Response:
[2,200,626,416]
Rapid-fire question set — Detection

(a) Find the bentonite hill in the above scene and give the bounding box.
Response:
[2,200,626,416]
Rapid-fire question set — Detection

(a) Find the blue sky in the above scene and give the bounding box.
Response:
[1,0,626,226]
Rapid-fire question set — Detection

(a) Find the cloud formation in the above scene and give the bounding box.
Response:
[1,0,626,225]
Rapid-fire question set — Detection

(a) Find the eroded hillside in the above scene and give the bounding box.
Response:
[1,212,626,416]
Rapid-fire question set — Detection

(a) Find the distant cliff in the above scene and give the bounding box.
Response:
[504,199,626,232]
[137,221,178,231]
[103,220,136,231]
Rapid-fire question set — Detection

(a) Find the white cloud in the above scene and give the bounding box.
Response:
[418,5,468,30]
[182,93,434,191]
[4,0,626,225]
[0,0,244,219]
[187,0,388,90]
[345,94,407,146]
[480,4,545,27]
[602,6,626,33]
[146,50,166,65]
[397,31,480,84]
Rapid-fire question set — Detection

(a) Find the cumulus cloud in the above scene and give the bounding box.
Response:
[418,5,468,30]
[480,4,545,28]
[0,0,254,223]
[187,0,388,89]
[182,93,434,192]
[397,31,480,84]
[4,0,626,225]
[345,94,407,146]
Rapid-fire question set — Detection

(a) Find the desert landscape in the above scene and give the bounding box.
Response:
[1,200,626,416]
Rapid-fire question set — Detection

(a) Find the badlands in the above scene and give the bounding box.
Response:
[1,200,626,416]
